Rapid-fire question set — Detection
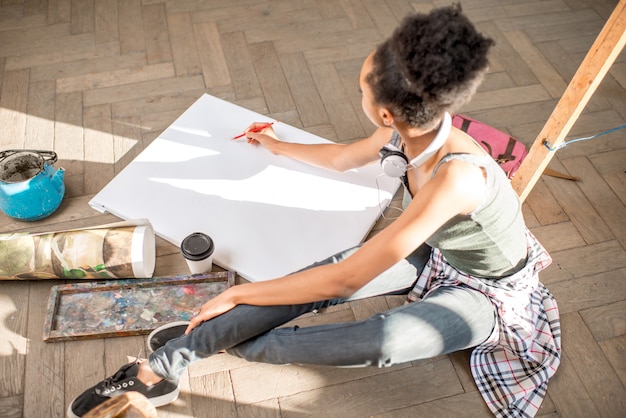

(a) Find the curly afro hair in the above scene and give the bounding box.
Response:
[366,4,494,130]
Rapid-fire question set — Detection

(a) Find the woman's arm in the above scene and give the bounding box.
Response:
[244,123,395,172]
[185,158,486,333]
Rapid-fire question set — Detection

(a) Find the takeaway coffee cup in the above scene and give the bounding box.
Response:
[181,232,215,274]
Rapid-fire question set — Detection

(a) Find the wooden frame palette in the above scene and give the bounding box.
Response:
[43,271,235,342]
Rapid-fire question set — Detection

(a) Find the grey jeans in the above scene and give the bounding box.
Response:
[149,244,495,379]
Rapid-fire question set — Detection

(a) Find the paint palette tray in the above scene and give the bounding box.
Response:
[43,271,235,342]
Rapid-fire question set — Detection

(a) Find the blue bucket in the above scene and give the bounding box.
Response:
[0,150,65,221]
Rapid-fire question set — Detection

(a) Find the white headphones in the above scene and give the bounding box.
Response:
[379,112,452,178]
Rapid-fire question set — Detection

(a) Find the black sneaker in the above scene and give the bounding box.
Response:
[66,361,179,418]
[147,321,190,353]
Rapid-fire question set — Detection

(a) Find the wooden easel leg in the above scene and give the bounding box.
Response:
[543,168,580,181]
[511,0,626,201]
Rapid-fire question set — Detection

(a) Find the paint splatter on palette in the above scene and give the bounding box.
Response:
[43,271,235,342]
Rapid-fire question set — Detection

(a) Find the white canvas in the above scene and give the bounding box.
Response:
[90,94,399,282]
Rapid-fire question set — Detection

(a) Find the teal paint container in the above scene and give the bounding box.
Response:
[0,150,65,221]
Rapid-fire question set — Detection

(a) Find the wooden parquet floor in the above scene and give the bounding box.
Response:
[1,0,625,417]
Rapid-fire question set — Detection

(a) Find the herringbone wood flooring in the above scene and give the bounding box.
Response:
[1,0,625,417]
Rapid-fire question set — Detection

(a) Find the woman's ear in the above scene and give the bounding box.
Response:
[379,107,394,126]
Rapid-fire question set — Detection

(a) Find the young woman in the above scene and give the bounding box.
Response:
[69,6,560,418]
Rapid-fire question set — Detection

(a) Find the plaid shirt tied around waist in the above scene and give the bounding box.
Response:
[408,229,561,417]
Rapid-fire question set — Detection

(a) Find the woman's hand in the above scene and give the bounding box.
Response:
[185,288,237,334]
[244,122,280,152]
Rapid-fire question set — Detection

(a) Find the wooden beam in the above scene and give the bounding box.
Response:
[511,0,626,201]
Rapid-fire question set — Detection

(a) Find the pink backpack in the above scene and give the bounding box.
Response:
[452,115,528,179]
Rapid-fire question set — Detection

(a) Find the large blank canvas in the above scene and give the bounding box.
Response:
[90,94,399,282]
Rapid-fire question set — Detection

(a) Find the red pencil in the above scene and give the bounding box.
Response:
[232,121,278,140]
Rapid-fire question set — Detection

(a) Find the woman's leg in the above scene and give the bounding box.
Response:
[227,286,495,367]
[149,244,431,379]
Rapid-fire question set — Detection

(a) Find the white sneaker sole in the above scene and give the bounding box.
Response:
[150,386,180,407]
[66,387,180,418]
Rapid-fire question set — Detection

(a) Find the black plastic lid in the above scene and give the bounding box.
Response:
[181,232,214,261]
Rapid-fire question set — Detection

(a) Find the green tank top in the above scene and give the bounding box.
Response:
[404,153,528,278]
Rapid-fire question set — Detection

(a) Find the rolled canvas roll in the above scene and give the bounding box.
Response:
[0,219,155,279]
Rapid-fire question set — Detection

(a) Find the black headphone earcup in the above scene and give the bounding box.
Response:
[380,146,408,178]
